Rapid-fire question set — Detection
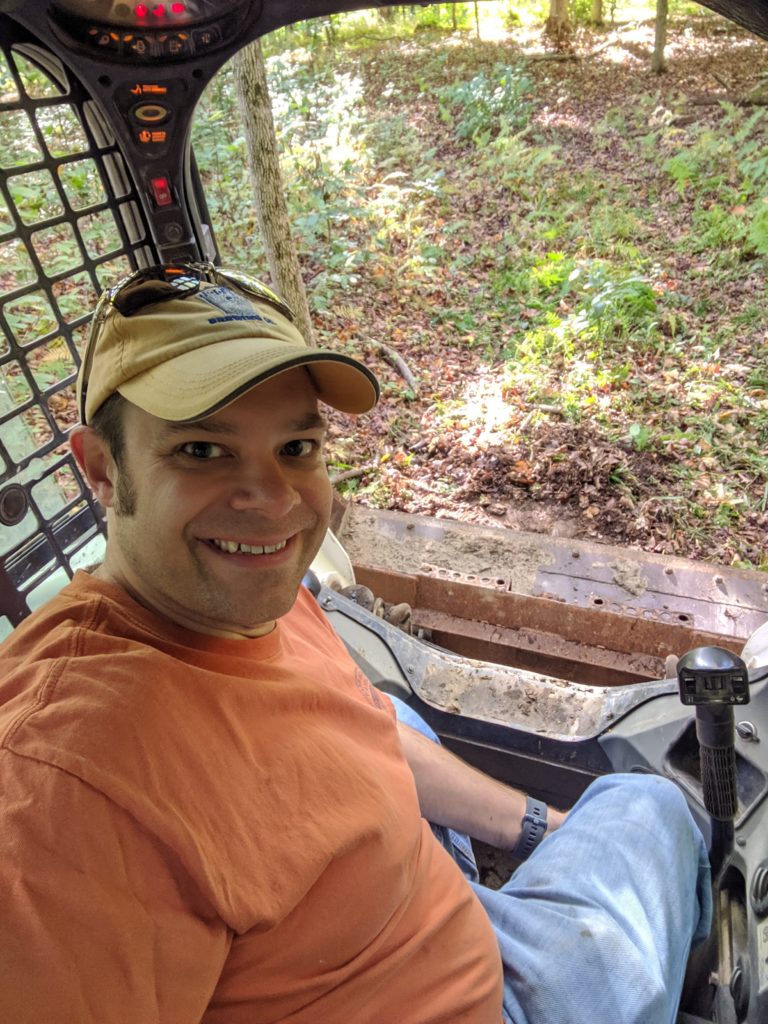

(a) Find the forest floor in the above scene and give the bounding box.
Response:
[249,16,768,571]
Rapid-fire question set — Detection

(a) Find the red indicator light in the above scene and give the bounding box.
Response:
[171,2,185,11]
[135,4,148,17]
[152,4,165,16]
[150,176,173,206]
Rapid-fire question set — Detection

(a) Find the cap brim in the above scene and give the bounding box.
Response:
[116,337,379,421]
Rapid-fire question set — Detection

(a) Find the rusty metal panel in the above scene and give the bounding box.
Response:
[353,565,418,607]
[415,608,664,686]
[342,507,767,679]
[534,546,768,640]
[340,506,766,611]
[414,566,744,659]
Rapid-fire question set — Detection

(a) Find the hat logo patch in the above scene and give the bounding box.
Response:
[198,285,275,325]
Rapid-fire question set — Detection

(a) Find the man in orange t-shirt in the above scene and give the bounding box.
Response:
[0,264,710,1024]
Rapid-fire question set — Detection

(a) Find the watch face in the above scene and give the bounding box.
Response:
[51,0,223,28]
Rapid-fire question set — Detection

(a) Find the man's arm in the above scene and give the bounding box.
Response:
[396,720,566,851]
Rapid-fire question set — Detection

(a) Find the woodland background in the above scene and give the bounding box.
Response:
[191,2,768,571]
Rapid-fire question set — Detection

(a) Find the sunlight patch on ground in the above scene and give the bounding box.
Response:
[536,109,594,133]
[448,364,516,448]
[604,48,646,66]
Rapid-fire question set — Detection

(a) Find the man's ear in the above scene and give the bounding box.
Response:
[69,426,117,509]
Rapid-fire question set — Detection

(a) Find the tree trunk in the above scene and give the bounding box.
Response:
[545,0,571,48]
[233,40,316,345]
[651,0,669,74]
[591,0,604,26]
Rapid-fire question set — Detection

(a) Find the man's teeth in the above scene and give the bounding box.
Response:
[211,539,288,555]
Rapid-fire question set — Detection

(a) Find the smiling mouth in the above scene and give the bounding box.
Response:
[209,538,289,556]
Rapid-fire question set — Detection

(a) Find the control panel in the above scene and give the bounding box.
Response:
[16,0,264,258]
[48,0,250,61]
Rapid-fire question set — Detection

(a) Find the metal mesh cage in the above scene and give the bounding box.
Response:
[0,17,153,635]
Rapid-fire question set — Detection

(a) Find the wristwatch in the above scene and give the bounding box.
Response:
[513,796,548,860]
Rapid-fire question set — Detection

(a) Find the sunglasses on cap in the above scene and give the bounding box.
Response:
[79,262,298,424]
[95,261,296,322]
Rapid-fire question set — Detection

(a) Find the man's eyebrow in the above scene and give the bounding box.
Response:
[289,412,328,432]
[162,419,239,437]
[161,411,328,436]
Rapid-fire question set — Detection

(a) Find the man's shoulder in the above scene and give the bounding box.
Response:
[0,570,130,664]
[3,573,95,657]
[0,573,207,816]
[0,571,171,752]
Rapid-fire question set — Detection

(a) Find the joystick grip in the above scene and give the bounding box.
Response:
[697,731,738,821]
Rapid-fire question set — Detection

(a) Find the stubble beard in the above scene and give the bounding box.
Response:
[112,464,137,518]
[108,462,316,630]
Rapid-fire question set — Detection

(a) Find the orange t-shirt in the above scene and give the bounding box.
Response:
[0,572,502,1023]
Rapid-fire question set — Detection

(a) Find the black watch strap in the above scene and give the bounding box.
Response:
[513,796,548,860]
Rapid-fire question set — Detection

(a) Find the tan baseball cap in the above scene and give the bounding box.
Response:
[77,268,379,424]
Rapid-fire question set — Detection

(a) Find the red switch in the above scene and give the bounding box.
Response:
[150,175,173,207]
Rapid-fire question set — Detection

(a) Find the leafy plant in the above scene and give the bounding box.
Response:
[437,64,534,142]
[578,266,658,343]
[628,422,653,451]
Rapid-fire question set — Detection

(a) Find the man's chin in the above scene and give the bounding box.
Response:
[203,585,303,636]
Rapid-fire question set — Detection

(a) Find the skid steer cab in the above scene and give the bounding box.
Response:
[1,2,768,1022]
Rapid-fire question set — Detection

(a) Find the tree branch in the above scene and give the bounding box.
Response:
[330,464,378,485]
[366,339,420,394]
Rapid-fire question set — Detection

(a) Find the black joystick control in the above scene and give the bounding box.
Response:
[677,646,750,874]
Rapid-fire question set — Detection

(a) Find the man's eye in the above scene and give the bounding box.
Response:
[179,441,226,459]
[282,439,316,458]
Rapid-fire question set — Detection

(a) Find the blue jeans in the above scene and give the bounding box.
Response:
[390,696,712,1024]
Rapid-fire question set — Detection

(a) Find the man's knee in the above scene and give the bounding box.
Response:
[580,773,701,846]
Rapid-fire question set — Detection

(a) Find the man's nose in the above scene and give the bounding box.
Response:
[227,461,301,518]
